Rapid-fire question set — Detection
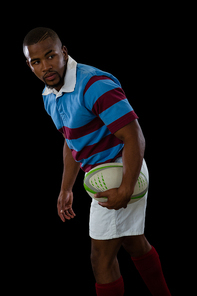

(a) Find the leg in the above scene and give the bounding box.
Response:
[122,235,171,296]
[91,237,124,284]
[91,238,125,295]
[122,234,152,257]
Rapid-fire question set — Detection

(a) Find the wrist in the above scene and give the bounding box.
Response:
[118,184,134,200]
[60,187,72,193]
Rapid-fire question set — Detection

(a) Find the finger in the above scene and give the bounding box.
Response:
[61,210,71,220]
[57,205,64,221]
[59,211,66,222]
[94,192,108,199]
[61,209,76,220]
[65,209,75,219]
[57,204,73,221]
[69,208,76,217]
[98,202,111,209]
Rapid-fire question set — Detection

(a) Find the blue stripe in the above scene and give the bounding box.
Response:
[66,125,111,151]
[84,79,120,110]
[81,144,124,168]
[99,99,133,126]
[43,93,64,130]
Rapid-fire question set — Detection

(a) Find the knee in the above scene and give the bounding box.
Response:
[122,241,136,257]
[90,248,99,271]
[90,248,105,271]
[90,247,114,273]
[122,235,152,257]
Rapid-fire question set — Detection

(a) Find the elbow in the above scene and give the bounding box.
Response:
[142,133,146,149]
[142,136,146,155]
[140,130,146,154]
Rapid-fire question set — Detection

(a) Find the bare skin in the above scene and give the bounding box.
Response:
[24,37,68,91]
[57,140,80,222]
[91,235,151,284]
[56,121,151,284]
[95,120,145,210]
[24,36,152,285]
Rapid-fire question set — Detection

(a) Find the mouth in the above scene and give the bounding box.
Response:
[44,72,57,81]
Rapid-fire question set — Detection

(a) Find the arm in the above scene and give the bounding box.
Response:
[95,120,145,210]
[57,140,80,222]
[115,119,145,199]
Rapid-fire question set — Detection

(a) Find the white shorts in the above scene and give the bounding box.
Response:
[89,158,149,240]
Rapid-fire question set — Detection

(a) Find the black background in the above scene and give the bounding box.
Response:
[5,5,184,295]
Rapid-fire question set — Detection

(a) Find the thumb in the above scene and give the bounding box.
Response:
[94,190,110,199]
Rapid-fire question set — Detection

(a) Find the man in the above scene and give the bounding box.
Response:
[23,27,171,296]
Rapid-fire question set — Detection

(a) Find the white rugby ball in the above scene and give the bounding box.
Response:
[83,163,148,204]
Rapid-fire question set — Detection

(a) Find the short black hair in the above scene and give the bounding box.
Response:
[23,27,61,52]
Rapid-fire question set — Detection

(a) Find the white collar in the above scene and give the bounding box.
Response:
[42,55,77,97]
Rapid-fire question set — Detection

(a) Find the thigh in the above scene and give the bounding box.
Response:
[91,238,124,284]
[122,234,151,257]
[91,237,124,261]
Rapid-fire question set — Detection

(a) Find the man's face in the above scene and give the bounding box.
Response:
[24,37,68,91]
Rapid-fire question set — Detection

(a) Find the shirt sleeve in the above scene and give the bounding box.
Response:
[83,76,138,134]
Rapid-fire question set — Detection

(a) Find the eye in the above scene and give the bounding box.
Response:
[33,61,40,65]
[48,55,54,60]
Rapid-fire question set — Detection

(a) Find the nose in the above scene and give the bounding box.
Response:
[42,60,52,73]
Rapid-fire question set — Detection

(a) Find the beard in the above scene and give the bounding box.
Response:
[44,65,67,90]
[44,72,62,89]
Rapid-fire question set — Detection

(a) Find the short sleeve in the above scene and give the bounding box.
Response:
[83,76,138,134]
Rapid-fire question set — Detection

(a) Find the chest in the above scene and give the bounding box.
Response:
[47,92,96,130]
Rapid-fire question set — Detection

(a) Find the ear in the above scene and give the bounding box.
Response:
[26,60,32,71]
[62,45,68,62]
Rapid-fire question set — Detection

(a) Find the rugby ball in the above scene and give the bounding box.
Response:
[83,163,148,204]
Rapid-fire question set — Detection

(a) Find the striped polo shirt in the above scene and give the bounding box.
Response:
[42,56,138,172]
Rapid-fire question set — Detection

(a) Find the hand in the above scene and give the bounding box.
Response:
[57,190,76,222]
[94,187,132,210]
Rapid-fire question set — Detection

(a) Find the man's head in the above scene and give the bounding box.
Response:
[23,27,68,91]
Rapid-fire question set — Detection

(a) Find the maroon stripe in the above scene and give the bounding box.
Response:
[71,134,123,162]
[59,127,64,134]
[92,87,127,116]
[107,111,139,134]
[83,75,112,95]
[59,117,104,140]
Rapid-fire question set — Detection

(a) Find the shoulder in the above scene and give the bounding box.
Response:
[83,77,124,112]
[76,63,121,92]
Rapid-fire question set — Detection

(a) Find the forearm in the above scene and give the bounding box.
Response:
[120,137,145,196]
[115,120,145,197]
[95,120,145,209]
[60,140,80,192]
